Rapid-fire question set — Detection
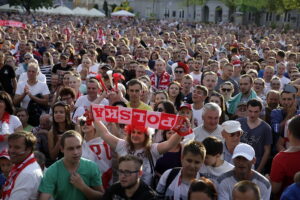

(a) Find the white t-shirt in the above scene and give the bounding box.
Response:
[200,161,234,184]
[18,72,47,83]
[190,72,202,85]
[156,168,202,200]
[0,115,22,151]
[280,76,290,89]
[74,95,109,110]
[82,137,113,187]
[193,124,223,142]
[76,63,99,78]
[15,81,50,109]
[115,140,161,185]
[192,106,203,127]
[8,161,43,200]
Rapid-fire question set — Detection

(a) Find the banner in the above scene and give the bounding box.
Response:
[0,20,26,28]
[91,104,192,136]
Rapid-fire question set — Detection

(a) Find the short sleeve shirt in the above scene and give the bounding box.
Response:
[39,158,102,200]
[115,140,161,185]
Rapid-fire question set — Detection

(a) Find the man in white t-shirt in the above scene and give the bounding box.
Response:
[217,143,271,200]
[3,131,43,200]
[75,78,108,110]
[193,102,223,142]
[189,59,202,85]
[200,136,234,184]
[191,85,208,127]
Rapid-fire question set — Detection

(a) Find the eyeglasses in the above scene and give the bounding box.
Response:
[229,132,242,137]
[117,169,139,177]
[221,88,232,92]
[175,70,184,74]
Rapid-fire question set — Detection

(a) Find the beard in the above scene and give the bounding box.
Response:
[122,179,138,189]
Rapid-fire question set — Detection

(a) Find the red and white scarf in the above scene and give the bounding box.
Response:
[2,153,36,199]
[0,112,10,135]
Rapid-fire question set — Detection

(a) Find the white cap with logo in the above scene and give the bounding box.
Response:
[232,143,255,161]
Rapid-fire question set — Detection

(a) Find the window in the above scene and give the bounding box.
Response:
[172,11,176,17]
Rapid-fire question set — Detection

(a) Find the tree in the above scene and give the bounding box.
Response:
[8,0,53,14]
[94,4,99,10]
[103,0,109,16]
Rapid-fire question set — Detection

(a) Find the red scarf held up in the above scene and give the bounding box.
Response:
[2,153,36,200]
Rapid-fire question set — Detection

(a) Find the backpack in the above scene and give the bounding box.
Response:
[163,167,181,194]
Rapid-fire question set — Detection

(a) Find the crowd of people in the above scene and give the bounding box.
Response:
[0,11,300,200]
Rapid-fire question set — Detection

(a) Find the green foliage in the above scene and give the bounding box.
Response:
[220,0,300,12]
[8,0,53,14]
[94,4,99,10]
[103,0,109,16]
[110,4,117,12]
[181,0,207,7]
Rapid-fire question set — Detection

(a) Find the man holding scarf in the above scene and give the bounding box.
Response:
[2,131,43,200]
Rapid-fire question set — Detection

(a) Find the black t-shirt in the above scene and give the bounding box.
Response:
[52,63,73,84]
[102,181,158,200]
[52,63,73,74]
[0,64,16,96]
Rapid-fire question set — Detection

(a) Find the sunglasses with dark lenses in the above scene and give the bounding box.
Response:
[221,88,232,92]
[229,132,242,137]
[79,119,92,126]
[175,70,184,74]
[24,57,31,60]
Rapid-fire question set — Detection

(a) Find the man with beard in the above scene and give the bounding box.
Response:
[272,86,300,152]
[102,155,157,200]
[264,90,280,125]
[217,143,271,200]
[228,74,259,115]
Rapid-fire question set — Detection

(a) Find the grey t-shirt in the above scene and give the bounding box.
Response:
[237,117,273,169]
[217,170,271,200]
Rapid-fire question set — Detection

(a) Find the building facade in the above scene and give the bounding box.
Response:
[130,0,229,23]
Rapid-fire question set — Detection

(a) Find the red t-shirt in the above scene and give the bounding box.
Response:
[270,151,300,191]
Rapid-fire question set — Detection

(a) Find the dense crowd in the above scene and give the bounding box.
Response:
[0,11,300,200]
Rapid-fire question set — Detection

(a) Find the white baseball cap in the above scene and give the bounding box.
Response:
[222,120,242,134]
[232,143,255,161]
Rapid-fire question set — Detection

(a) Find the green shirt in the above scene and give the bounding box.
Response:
[39,158,102,200]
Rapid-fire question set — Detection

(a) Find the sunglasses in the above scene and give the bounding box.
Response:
[229,132,242,137]
[79,119,92,126]
[24,57,31,60]
[175,70,184,74]
[221,88,232,92]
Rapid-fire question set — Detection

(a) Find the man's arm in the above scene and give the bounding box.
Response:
[39,193,52,200]
[70,173,103,200]
[256,145,271,173]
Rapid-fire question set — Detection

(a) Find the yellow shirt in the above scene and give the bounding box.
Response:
[126,102,152,111]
